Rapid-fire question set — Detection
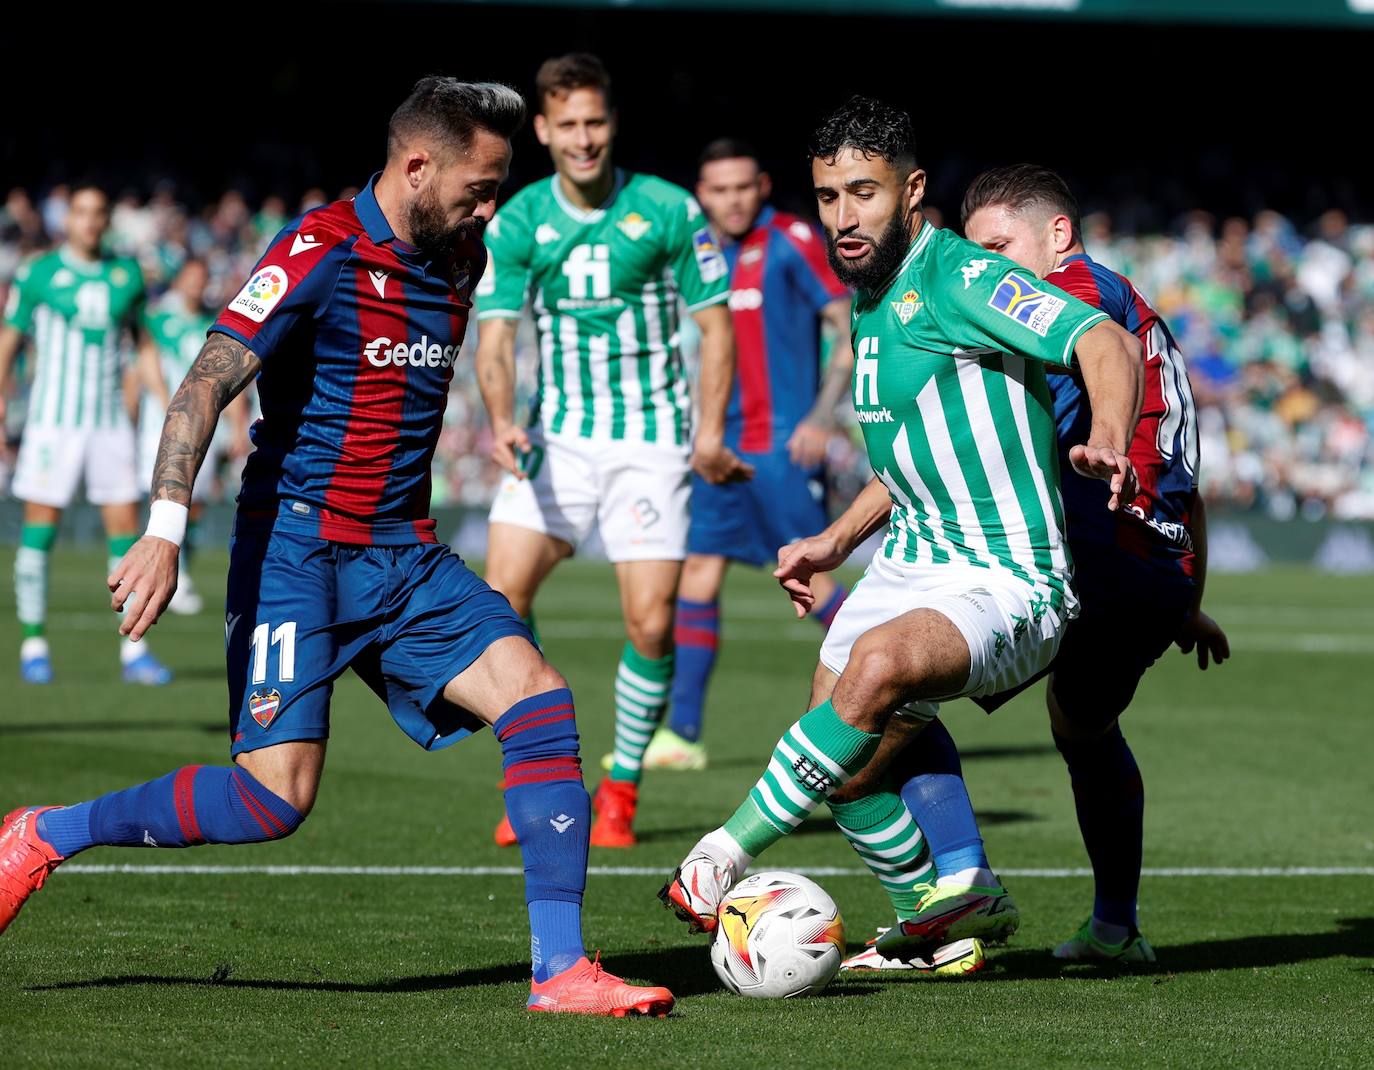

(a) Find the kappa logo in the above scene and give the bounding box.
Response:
[991,630,1009,661]
[1029,591,1049,625]
[368,270,389,299]
[791,755,836,794]
[535,223,562,245]
[961,258,994,288]
[987,272,1066,337]
[890,288,924,325]
[616,212,652,240]
[290,233,321,257]
[249,687,283,729]
[550,813,576,834]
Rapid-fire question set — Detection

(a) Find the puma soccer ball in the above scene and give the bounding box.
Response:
[710,870,845,998]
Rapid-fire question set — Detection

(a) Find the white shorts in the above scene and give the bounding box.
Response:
[818,553,1068,721]
[138,420,217,503]
[12,424,140,507]
[487,428,691,562]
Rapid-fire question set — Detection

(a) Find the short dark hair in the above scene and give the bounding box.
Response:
[68,178,109,203]
[535,53,613,112]
[387,77,526,160]
[698,138,759,169]
[808,95,916,172]
[961,164,1081,246]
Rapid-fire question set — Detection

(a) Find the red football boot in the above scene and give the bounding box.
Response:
[589,780,637,848]
[493,812,518,847]
[527,952,674,1017]
[0,807,65,936]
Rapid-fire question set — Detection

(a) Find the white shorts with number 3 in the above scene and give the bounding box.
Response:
[487,427,691,562]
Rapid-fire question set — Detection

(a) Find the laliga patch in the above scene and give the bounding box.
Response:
[248,687,283,729]
[692,228,728,283]
[987,272,1066,337]
[230,265,289,323]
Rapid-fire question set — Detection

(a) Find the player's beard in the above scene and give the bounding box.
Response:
[825,207,911,296]
[406,184,483,258]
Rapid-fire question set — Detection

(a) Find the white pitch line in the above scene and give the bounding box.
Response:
[55,864,1374,878]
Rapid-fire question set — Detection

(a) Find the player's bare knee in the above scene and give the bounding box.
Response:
[624,613,673,658]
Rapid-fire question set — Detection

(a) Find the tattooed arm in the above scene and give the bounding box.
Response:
[109,333,262,640]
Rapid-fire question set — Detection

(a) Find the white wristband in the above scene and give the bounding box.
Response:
[145,501,189,547]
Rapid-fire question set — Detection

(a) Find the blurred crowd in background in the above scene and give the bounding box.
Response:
[3,183,1372,520]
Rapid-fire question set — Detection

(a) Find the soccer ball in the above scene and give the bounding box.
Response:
[709,870,845,998]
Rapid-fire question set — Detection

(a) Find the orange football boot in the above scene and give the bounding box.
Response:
[493,812,518,847]
[589,780,637,848]
[0,807,65,935]
[527,952,674,1016]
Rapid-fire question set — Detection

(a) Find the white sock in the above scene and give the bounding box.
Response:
[1090,917,1133,945]
[21,635,49,660]
[701,826,753,875]
[120,638,142,666]
[936,866,999,890]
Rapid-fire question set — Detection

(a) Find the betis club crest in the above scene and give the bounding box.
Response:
[890,289,923,324]
[249,688,282,729]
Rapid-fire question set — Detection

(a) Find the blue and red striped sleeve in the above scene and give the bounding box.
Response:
[211,206,356,361]
[775,215,848,312]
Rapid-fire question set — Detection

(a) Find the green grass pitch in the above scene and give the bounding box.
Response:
[2,549,1372,1068]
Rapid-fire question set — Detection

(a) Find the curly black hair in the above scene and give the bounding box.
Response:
[808,95,916,170]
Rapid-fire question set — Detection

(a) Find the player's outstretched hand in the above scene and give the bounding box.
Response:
[786,420,832,469]
[108,536,180,642]
[692,440,755,485]
[774,533,848,619]
[1068,443,1138,512]
[490,423,532,479]
[1176,609,1230,670]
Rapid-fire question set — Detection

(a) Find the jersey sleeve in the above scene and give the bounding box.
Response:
[475,201,532,320]
[668,195,730,313]
[3,259,40,333]
[934,251,1108,367]
[778,219,848,314]
[210,219,349,362]
[124,262,148,339]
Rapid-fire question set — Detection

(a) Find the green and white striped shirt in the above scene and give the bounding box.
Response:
[477,170,729,446]
[850,221,1109,611]
[4,247,145,429]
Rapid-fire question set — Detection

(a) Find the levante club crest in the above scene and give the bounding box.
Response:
[891,289,923,324]
[249,688,282,729]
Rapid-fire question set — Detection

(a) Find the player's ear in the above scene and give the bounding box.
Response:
[758,171,773,200]
[404,151,431,190]
[1052,213,1075,254]
[904,168,927,214]
[533,112,551,146]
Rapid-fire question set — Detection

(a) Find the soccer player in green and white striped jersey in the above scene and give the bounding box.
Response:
[0,183,172,686]
[476,54,751,848]
[662,97,1144,947]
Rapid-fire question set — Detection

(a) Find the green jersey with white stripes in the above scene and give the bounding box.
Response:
[477,170,729,446]
[4,247,145,429]
[851,220,1109,610]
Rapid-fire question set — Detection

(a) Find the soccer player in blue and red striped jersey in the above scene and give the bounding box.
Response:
[0,78,673,1016]
[844,166,1231,971]
[644,140,855,771]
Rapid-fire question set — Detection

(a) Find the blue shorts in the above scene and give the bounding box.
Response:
[225,530,532,757]
[687,449,828,567]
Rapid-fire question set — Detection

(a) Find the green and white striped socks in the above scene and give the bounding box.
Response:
[16,523,56,648]
[830,789,934,920]
[608,643,674,784]
[723,700,882,857]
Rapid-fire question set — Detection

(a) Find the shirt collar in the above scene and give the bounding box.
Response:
[354,173,398,245]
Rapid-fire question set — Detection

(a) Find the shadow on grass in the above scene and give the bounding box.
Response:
[960,743,1058,761]
[0,720,222,735]
[25,945,751,999]
[975,915,1374,981]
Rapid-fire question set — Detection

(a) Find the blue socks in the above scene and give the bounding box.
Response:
[1053,724,1144,929]
[812,583,847,631]
[493,688,589,984]
[892,718,991,879]
[668,598,719,743]
[36,765,303,857]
